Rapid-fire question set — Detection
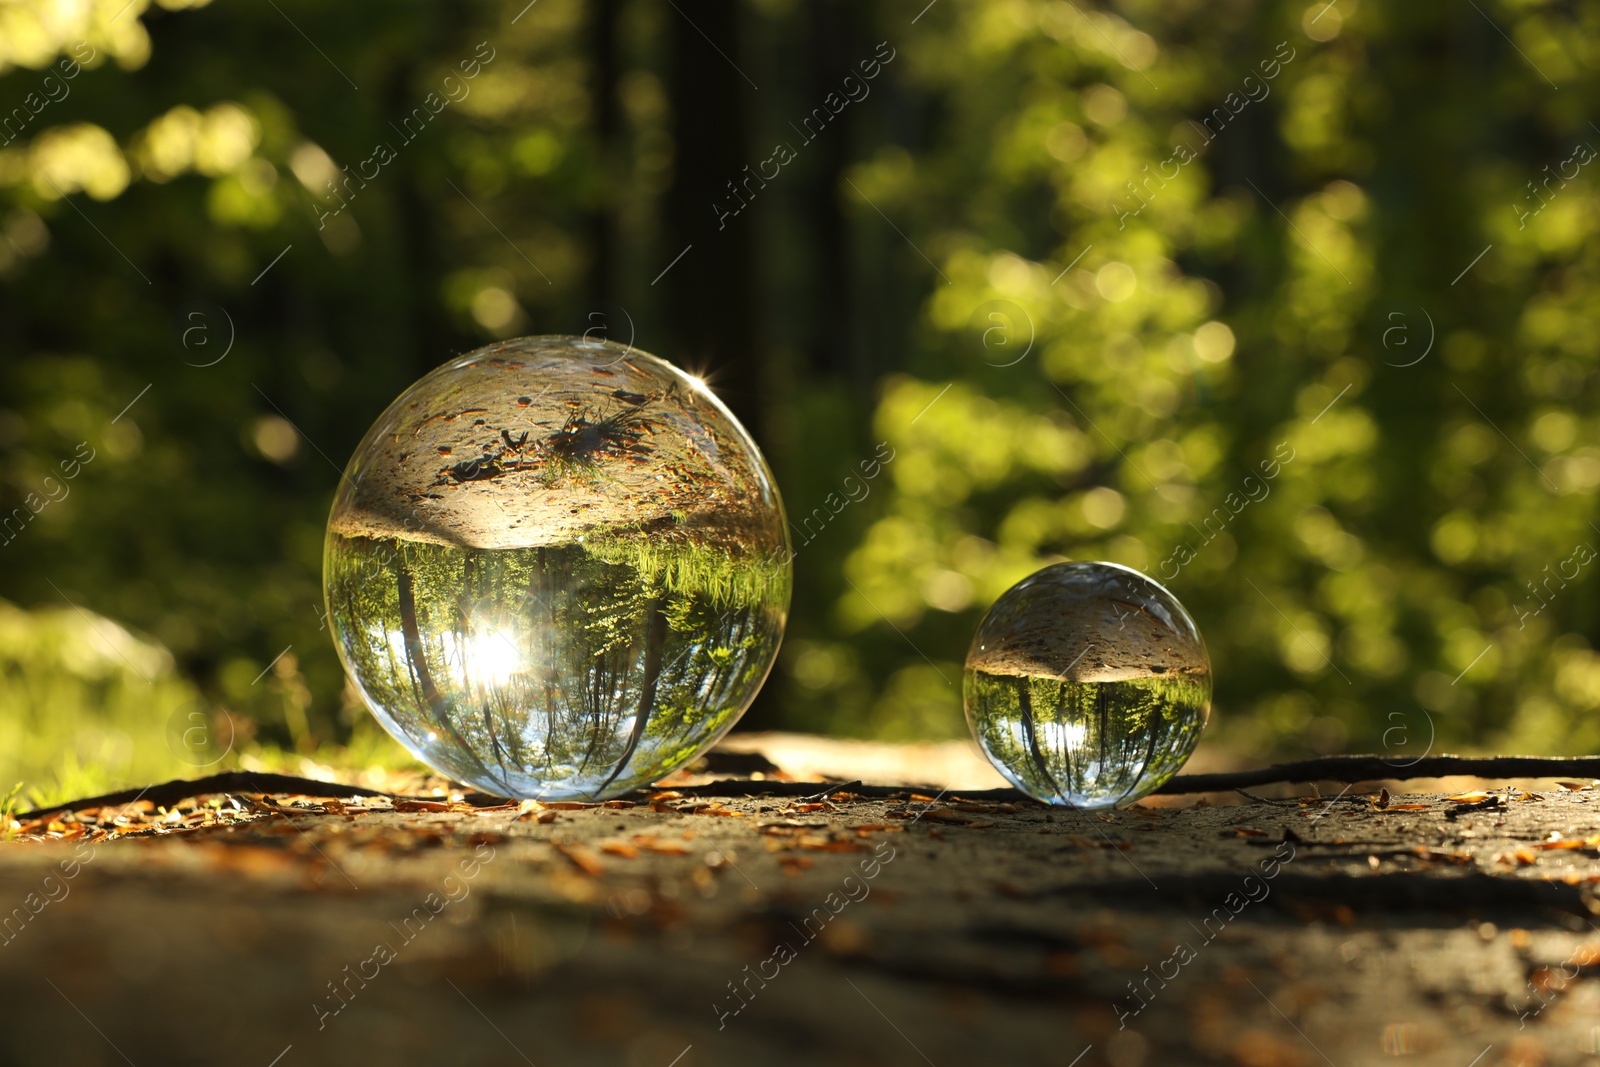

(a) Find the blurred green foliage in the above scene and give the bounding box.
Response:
[3,0,1600,799]
[0,599,201,800]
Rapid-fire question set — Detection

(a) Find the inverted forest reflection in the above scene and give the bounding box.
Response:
[966,668,1210,809]
[328,536,785,798]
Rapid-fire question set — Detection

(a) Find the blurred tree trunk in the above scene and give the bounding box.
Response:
[664,0,760,441]
[589,0,622,305]
[385,4,473,381]
[802,0,857,387]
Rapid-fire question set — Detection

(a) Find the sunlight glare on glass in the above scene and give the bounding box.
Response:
[466,626,523,687]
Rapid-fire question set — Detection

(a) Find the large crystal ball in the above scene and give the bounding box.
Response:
[323,336,791,799]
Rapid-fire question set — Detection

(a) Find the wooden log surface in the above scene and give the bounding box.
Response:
[1,740,1598,1066]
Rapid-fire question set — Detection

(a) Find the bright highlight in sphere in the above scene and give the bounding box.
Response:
[464,626,523,689]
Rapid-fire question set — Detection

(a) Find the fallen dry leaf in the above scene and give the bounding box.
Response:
[193,842,302,875]
[553,843,604,876]
[801,839,870,853]
[1444,792,1492,803]
[1068,834,1120,849]
[921,810,978,825]
[631,836,690,856]
[777,855,814,875]
[757,820,828,835]
[685,805,746,817]
[1412,847,1474,865]
[393,800,452,813]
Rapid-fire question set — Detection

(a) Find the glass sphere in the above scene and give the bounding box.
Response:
[964,561,1210,809]
[323,336,791,799]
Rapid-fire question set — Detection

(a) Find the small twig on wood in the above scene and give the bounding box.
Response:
[1444,795,1502,820]
[679,754,1600,802]
[655,779,1008,802]
[1053,871,1598,914]
[1234,788,1303,806]
[1154,754,1600,794]
[12,771,431,821]
[796,780,863,803]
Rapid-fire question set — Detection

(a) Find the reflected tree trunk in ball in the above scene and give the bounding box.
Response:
[1016,678,1062,801]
